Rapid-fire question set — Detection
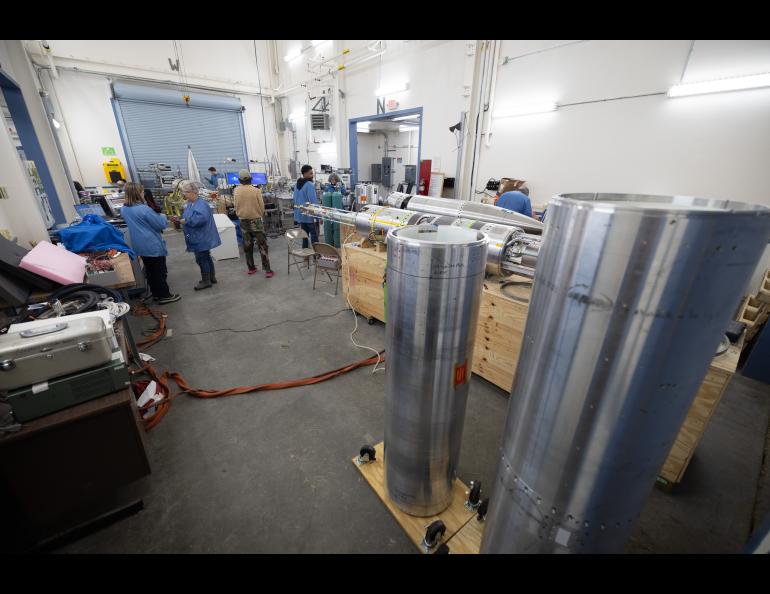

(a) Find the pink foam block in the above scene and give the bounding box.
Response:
[19,241,86,286]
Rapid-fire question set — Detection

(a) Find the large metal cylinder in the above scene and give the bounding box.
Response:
[481,193,770,553]
[385,224,488,516]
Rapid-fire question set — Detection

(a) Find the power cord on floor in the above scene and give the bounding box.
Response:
[172,309,350,337]
[342,230,384,374]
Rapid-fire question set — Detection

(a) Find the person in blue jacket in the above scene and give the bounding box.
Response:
[324,173,349,196]
[293,164,320,248]
[121,183,181,304]
[496,186,533,218]
[175,179,222,291]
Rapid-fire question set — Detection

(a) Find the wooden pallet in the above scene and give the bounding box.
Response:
[757,269,770,304]
[352,442,479,553]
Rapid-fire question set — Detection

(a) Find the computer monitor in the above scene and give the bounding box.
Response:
[226,172,268,185]
[75,203,107,218]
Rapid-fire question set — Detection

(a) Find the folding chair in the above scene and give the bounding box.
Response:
[286,228,316,279]
[312,242,342,296]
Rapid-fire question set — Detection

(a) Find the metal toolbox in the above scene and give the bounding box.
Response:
[0,317,113,391]
[2,358,130,422]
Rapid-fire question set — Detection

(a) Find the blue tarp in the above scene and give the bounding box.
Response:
[58,215,136,258]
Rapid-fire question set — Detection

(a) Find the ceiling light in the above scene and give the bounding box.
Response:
[284,48,302,62]
[667,72,770,98]
[311,40,328,48]
[374,82,409,97]
[493,101,558,118]
[398,125,419,132]
[392,114,419,121]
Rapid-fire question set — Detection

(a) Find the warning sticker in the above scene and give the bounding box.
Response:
[454,361,468,387]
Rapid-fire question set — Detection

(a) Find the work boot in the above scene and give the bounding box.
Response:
[209,262,217,284]
[194,273,212,291]
[157,293,182,304]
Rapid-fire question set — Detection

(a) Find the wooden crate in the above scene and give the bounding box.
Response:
[352,442,476,553]
[657,339,742,486]
[340,242,387,322]
[757,269,770,304]
[471,279,532,392]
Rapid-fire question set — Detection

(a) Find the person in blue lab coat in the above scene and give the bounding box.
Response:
[206,167,221,190]
[174,179,222,291]
[496,186,533,218]
[293,165,320,248]
[324,173,349,196]
[121,183,181,304]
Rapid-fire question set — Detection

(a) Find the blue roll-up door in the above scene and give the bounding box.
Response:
[112,82,248,182]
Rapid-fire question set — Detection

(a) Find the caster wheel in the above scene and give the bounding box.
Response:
[435,543,450,554]
[356,444,376,465]
[422,520,446,551]
[367,318,375,325]
[477,497,490,521]
[465,480,482,511]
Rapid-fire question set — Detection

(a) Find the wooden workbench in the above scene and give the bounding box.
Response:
[341,241,741,489]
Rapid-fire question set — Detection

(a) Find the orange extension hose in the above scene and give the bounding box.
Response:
[128,305,384,431]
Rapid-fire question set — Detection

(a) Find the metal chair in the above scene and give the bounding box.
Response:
[286,228,316,279]
[311,242,342,295]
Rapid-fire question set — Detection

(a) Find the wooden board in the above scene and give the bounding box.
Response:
[471,279,532,392]
[352,442,475,553]
[445,513,486,554]
[341,242,387,322]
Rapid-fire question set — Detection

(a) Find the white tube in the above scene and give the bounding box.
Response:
[484,40,501,148]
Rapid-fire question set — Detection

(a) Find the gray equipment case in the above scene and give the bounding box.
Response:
[0,317,113,391]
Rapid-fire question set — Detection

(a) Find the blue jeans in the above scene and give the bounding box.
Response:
[195,250,214,275]
[300,222,319,249]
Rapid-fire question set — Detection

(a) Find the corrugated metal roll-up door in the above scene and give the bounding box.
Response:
[112,82,248,182]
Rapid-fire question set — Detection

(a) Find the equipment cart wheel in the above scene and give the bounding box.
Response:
[422,520,446,551]
[355,444,376,465]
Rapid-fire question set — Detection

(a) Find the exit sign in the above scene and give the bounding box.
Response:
[101,146,116,156]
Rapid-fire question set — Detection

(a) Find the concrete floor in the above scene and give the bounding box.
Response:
[57,230,770,553]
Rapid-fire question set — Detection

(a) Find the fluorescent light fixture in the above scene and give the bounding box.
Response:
[375,82,409,97]
[284,47,302,62]
[311,40,328,48]
[392,114,419,121]
[288,109,305,122]
[398,125,419,132]
[494,101,558,118]
[667,72,770,98]
[51,118,61,129]
[318,142,336,154]
[356,123,371,133]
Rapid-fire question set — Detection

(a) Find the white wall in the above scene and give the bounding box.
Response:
[477,40,770,209]
[275,40,474,179]
[36,63,280,186]
[342,40,472,176]
[0,40,77,222]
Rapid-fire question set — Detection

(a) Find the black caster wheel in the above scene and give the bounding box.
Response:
[367,318,375,325]
[435,543,450,554]
[356,444,376,465]
[422,520,446,551]
[465,480,482,511]
[476,497,490,521]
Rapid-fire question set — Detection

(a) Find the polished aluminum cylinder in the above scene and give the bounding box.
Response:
[385,224,488,516]
[400,194,544,233]
[481,193,770,553]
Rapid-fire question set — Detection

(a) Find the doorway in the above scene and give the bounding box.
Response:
[348,107,422,197]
